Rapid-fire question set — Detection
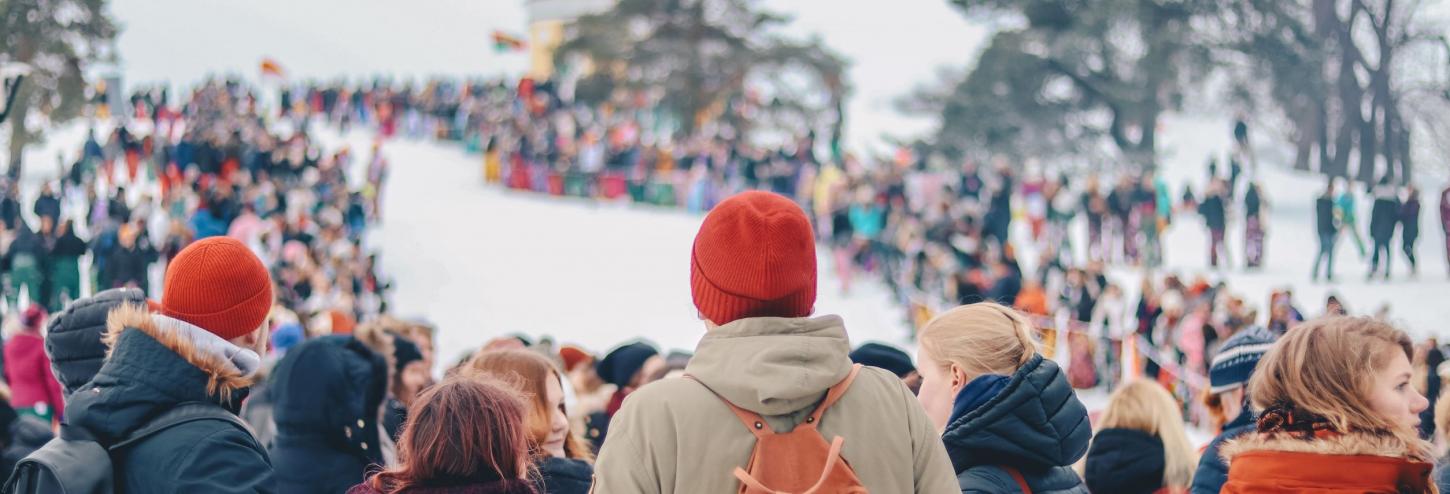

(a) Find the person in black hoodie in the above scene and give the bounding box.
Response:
[102,224,157,293]
[1368,177,1402,280]
[1402,185,1422,276]
[1198,179,1229,269]
[1085,380,1198,494]
[31,184,60,228]
[45,219,89,311]
[64,238,275,493]
[270,334,390,494]
[916,303,1091,493]
[1313,181,1340,282]
[1243,182,1266,269]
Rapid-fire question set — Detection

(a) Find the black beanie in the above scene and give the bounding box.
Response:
[849,342,916,378]
[596,342,658,388]
[393,336,424,374]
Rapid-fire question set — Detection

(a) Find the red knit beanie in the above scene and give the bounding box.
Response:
[161,237,274,341]
[691,191,816,325]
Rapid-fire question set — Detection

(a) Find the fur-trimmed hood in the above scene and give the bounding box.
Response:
[1221,430,1428,463]
[1219,431,1436,494]
[102,303,262,398]
[64,302,262,445]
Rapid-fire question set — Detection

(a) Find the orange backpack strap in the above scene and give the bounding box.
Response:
[1000,465,1031,494]
[683,374,775,437]
[806,364,863,425]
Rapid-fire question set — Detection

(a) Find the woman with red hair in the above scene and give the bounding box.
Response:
[350,376,537,494]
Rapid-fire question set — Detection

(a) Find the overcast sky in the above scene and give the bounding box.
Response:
[108,0,989,155]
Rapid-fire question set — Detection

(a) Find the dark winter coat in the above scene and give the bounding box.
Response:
[1244,186,1261,219]
[1402,197,1422,245]
[65,304,274,493]
[31,194,60,224]
[0,411,55,481]
[1317,195,1339,237]
[1085,428,1167,494]
[347,478,539,494]
[1440,187,1450,233]
[104,245,153,291]
[987,271,1023,307]
[1370,186,1401,243]
[1191,411,1254,494]
[270,335,389,494]
[1198,194,1227,232]
[534,457,592,494]
[1,196,21,230]
[45,287,148,395]
[944,354,1091,494]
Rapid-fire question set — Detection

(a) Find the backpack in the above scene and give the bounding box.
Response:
[688,364,868,494]
[3,403,253,494]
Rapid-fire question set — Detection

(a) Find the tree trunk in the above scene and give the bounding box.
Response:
[1332,31,1361,181]
[6,81,32,180]
[1317,97,1332,175]
[1357,93,1379,185]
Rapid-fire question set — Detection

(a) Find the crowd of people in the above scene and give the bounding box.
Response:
[273,77,1450,425]
[0,187,1444,493]
[0,74,1444,494]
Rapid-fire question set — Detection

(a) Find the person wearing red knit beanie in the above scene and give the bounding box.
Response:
[61,236,277,493]
[593,191,957,493]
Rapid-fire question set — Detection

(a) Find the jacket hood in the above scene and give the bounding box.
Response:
[45,288,148,396]
[66,303,260,444]
[1221,429,1430,463]
[270,334,389,463]
[1085,428,1166,494]
[683,315,853,417]
[1221,431,1434,492]
[941,354,1091,472]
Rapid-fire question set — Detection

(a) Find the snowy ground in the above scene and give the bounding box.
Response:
[311,127,917,367]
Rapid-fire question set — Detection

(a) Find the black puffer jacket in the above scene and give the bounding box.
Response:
[0,409,54,482]
[944,354,1091,494]
[1085,428,1166,494]
[44,287,147,396]
[65,304,274,493]
[534,457,592,494]
[270,336,389,494]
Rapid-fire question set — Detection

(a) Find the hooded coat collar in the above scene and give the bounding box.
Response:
[684,315,853,417]
[66,303,260,444]
[1221,431,1434,492]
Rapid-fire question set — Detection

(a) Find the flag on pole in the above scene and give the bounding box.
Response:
[260,58,286,79]
[492,30,527,53]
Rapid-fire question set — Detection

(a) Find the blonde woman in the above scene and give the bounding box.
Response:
[916,302,1092,493]
[1221,317,1434,492]
[1084,380,1197,494]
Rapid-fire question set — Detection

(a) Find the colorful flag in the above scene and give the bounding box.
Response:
[492,30,526,53]
[260,58,286,79]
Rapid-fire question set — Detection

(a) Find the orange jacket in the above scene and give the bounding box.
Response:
[1221,432,1435,493]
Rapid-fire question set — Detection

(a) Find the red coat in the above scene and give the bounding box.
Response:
[3,332,64,419]
[1221,431,1434,493]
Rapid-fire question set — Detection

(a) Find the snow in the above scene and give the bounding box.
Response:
[312,128,917,366]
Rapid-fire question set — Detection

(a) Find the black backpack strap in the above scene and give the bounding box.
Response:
[110,402,255,451]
